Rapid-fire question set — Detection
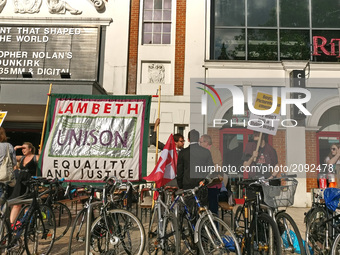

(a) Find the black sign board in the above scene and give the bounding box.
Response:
[290,70,306,120]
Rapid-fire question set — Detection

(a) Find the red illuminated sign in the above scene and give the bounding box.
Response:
[313,36,340,57]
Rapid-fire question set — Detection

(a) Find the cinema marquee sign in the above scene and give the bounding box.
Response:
[0,25,100,79]
[313,36,340,57]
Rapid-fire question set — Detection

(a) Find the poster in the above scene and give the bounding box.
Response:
[40,94,151,182]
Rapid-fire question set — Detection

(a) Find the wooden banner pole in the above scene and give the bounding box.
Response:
[39,83,53,153]
[155,85,161,165]
[254,132,263,162]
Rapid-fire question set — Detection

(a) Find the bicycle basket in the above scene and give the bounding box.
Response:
[261,178,298,208]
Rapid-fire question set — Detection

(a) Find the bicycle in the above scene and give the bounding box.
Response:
[168,177,241,255]
[89,177,145,254]
[305,187,340,255]
[0,177,56,255]
[67,184,102,254]
[68,176,145,254]
[233,178,282,255]
[147,186,179,254]
[18,178,72,242]
[260,176,306,255]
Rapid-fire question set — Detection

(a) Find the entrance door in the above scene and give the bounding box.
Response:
[219,128,273,199]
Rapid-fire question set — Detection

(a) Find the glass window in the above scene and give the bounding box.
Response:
[211,0,340,61]
[143,0,172,44]
[248,29,278,60]
[280,0,309,27]
[214,28,245,60]
[312,0,340,28]
[215,0,245,26]
[280,30,310,60]
[247,0,277,27]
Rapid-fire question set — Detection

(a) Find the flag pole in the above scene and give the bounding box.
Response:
[254,132,263,162]
[155,85,161,165]
[39,83,53,154]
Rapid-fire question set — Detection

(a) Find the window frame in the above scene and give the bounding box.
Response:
[142,0,172,45]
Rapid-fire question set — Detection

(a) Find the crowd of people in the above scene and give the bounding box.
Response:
[1,118,340,223]
[151,118,340,214]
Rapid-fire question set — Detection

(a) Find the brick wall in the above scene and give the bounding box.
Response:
[272,130,286,167]
[127,0,140,94]
[207,127,220,151]
[174,0,186,95]
[306,131,318,192]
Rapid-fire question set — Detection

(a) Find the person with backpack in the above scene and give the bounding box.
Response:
[0,127,17,198]
[9,142,40,224]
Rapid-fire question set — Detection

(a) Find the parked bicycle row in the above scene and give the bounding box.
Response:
[2,174,340,254]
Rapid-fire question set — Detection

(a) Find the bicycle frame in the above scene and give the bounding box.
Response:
[236,183,275,255]
[169,187,226,250]
[0,181,50,252]
[150,188,171,251]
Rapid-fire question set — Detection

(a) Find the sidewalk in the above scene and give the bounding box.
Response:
[286,207,308,238]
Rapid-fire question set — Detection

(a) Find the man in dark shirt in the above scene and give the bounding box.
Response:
[177,129,214,210]
[242,131,278,179]
[177,129,214,189]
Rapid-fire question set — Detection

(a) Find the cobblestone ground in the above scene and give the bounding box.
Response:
[50,205,308,255]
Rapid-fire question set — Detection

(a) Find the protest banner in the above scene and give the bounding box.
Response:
[0,111,7,126]
[40,94,151,182]
[248,92,281,136]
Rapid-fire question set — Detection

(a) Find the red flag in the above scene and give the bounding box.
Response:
[143,134,178,187]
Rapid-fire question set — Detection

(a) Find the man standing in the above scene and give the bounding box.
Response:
[199,134,223,214]
[242,131,279,179]
[177,130,213,190]
[150,118,185,153]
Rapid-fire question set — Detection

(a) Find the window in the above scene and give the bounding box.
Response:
[143,0,172,44]
[148,125,155,147]
[174,124,188,136]
[211,0,340,62]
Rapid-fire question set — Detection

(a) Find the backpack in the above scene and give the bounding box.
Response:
[0,144,16,187]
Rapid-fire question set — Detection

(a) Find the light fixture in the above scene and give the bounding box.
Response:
[60,72,71,79]
[22,72,32,78]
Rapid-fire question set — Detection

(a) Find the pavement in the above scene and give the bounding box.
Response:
[48,205,310,255]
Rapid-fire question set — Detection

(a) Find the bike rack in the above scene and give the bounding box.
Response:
[85,201,101,254]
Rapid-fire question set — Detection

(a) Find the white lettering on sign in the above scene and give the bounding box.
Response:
[16,35,49,43]
[44,28,81,35]
[0,25,98,79]
[32,52,72,59]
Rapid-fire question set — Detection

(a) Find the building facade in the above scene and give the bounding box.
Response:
[1,0,340,206]
[130,0,340,206]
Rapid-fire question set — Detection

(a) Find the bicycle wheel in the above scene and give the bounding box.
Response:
[0,217,16,254]
[331,233,340,255]
[276,211,306,255]
[162,212,179,254]
[248,213,282,255]
[305,207,329,254]
[90,208,145,255]
[148,206,158,254]
[179,215,197,254]
[52,202,72,241]
[68,208,87,254]
[24,204,56,255]
[68,204,101,254]
[197,214,241,255]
